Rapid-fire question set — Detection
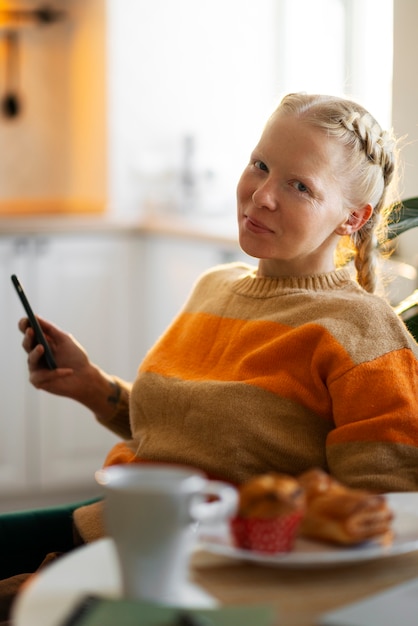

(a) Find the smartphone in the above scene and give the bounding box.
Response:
[11,274,57,370]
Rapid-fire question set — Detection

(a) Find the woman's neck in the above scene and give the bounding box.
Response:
[257,256,336,278]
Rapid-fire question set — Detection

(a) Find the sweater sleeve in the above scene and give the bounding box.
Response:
[95,376,133,440]
[326,345,418,492]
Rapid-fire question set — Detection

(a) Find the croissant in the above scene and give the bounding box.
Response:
[298,468,346,502]
[298,469,394,545]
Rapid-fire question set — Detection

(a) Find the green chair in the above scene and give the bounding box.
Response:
[0,498,100,579]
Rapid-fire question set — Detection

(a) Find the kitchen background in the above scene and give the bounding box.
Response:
[0,0,417,511]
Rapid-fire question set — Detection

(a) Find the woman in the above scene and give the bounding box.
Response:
[0,91,414,623]
[20,93,418,509]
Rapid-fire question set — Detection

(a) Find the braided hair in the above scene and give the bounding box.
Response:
[276,93,398,293]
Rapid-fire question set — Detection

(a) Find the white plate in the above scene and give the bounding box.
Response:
[199,492,418,568]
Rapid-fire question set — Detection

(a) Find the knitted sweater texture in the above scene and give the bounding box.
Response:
[103,263,418,492]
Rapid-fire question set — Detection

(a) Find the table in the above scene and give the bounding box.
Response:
[10,534,418,626]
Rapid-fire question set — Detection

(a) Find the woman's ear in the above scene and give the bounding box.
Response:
[335,203,373,235]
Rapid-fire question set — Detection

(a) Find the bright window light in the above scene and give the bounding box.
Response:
[276,0,393,128]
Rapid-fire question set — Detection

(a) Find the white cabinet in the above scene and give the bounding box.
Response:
[0,238,30,492]
[0,231,145,508]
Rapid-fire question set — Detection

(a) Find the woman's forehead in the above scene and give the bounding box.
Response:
[258,112,345,172]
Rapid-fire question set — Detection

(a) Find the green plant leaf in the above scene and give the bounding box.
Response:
[388,197,418,239]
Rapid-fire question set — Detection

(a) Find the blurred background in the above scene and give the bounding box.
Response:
[0,0,398,219]
[1,0,417,510]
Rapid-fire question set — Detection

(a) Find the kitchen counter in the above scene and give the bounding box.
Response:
[0,211,240,247]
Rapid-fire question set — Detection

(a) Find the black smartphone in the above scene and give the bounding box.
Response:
[11,274,57,370]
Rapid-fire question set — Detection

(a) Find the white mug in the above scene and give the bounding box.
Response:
[95,464,237,605]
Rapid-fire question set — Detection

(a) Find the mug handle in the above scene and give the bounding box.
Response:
[189,480,238,523]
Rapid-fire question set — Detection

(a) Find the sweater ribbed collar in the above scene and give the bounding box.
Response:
[232,266,354,298]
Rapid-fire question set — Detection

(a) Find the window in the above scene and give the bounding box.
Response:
[275,0,393,128]
[107,0,394,216]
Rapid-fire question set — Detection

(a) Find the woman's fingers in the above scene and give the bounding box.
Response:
[18,317,30,333]
[18,316,89,396]
[27,342,46,368]
[21,325,36,354]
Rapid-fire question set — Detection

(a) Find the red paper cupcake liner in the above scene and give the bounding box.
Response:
[230,512,304,554]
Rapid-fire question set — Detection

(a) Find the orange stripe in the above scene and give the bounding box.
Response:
[141,311,352,417]
[329,349,418,446]
[102,442,228,482]
[103,442,141,467]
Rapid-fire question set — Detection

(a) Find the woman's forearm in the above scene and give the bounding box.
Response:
[74,364,133,438]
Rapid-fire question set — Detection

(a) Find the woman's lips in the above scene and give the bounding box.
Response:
[244,215,274,234]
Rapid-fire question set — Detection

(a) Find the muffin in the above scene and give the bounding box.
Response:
[230,473,306,553]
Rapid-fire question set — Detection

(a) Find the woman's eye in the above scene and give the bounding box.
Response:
[292,181,309,193]
[254,160,268,172]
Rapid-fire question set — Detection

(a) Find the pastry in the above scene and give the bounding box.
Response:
[298,468,393,545]
[298,468,346,502]
[238,472,306,518]
[230,473,306,553]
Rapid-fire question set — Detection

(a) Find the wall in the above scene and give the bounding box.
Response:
[105,0,398,221]
[392,0,418,264]
[105,0,278,219]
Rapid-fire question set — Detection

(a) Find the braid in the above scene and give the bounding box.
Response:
[342,112,396,186]
[352,213,380,293]
[341,112,397,293]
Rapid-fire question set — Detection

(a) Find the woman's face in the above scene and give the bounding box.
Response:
[237,111,350,277]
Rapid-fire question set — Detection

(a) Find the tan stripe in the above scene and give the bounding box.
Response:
[131,372,333,484]
[327,440,418,491]
[185,272,416,364]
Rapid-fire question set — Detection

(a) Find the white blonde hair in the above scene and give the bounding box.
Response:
[276,93,398,293]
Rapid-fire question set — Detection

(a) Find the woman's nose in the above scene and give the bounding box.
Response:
[252,182,277,211]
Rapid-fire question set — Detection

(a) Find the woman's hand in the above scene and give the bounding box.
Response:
[19,316,95,402]
[19,316,129,423]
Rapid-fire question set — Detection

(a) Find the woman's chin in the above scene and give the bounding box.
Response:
[238,236,274,262]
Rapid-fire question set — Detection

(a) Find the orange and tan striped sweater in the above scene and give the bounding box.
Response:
[102,263,418,492]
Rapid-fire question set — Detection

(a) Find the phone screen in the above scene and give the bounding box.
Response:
[11,274,57,370]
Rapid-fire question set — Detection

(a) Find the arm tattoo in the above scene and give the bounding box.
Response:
[107,378,122,406]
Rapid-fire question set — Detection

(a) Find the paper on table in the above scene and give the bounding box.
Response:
[319,576,418,626]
